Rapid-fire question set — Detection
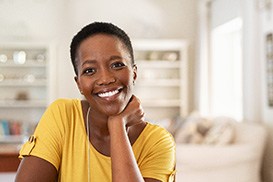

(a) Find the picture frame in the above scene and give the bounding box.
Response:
[266,33,273,107]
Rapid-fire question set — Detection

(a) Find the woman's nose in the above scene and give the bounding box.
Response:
[96,69,116,85]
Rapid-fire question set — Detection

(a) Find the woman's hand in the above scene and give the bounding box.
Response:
[108,95,145,127]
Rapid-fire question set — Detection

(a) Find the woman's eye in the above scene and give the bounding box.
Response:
[111,62,125,69]
[83,68,95,75]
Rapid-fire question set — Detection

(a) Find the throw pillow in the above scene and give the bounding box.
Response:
[203,116,236,145]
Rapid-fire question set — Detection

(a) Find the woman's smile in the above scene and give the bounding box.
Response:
[97,89,121,98]
[96,87,123,100]
[97,89,120,98]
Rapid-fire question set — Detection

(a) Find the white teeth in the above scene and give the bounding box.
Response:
[98,90,119,98]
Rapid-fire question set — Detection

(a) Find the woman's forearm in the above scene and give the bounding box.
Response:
[108,120,144,182]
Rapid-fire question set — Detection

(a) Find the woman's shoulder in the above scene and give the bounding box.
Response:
[140,122,175,144]
[133,122,175,154]
[50,98,80,105]
[40,98,83,129]
[145,122,173,136]
[49,98,81,109]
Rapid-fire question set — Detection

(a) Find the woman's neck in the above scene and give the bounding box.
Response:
[81,100,109,135]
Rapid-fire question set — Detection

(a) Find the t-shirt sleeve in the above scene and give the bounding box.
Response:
[140,126,176,182]
[19,99,68,171]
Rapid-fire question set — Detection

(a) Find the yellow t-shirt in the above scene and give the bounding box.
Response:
[19,99,176,182]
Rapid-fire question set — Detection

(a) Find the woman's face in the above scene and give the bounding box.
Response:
[75,34,137,116]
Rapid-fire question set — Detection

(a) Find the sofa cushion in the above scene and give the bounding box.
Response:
[175,115,236,145]
[175,113,212,144]
[203,117,236,145]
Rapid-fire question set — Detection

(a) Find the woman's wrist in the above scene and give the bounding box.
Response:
[107,116,127,134]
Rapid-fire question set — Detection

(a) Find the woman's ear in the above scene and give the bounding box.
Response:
[133,64,137,82]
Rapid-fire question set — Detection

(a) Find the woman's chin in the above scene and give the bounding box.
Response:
[96,96,131,116]
[102,105,125,116]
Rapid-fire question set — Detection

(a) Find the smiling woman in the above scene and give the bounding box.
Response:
[15,22,176,182]
[75,34,136,116]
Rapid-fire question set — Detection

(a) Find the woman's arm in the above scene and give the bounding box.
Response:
[15,100,67,182]
[15,156,57,182]
[108,95,161,182]
[108,119,144,182]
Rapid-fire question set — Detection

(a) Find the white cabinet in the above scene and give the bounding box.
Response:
[132,39,189,124]
[0,42,55,144]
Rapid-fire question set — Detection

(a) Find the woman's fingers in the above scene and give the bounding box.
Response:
[123,95,145,127]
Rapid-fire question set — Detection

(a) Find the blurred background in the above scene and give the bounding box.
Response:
[0,0,272,181]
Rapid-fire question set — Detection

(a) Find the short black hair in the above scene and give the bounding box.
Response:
[70,22,134,75]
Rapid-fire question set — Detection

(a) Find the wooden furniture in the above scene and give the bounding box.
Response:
[0,144,20,172]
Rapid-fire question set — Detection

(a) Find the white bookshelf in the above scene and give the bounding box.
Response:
[0,42,55,144]
[132,39,189,122]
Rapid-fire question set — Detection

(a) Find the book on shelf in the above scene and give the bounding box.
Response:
[0,119,10,136]
[0,119,36,139]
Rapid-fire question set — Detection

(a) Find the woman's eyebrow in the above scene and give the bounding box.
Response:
[109,55,124,61]
[81,60,97,66]
[109,55,131,61]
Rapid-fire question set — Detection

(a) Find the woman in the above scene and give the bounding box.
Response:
[15,22,176,182]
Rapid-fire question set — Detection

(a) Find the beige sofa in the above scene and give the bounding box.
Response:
[175,122,267,182]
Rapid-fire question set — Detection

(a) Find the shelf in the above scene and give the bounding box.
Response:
[0,135,25,144]
[0,100,47,108]
[0,135,25,154]
[132,39,188,51]
[136,79,181,86]
[0,79,47,86]
[133,39,189,120]
[142,99,181,107]
[137,60,180,68]
[0,61,46,68]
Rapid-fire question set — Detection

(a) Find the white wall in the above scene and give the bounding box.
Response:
[0,0,65,41]
[241,0,263,123]
[238,0,273,180]
[259,0,273,124]
[258,0,273,181]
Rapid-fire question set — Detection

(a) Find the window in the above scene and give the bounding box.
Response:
[210,18,243,121]
[198,0,244,121]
